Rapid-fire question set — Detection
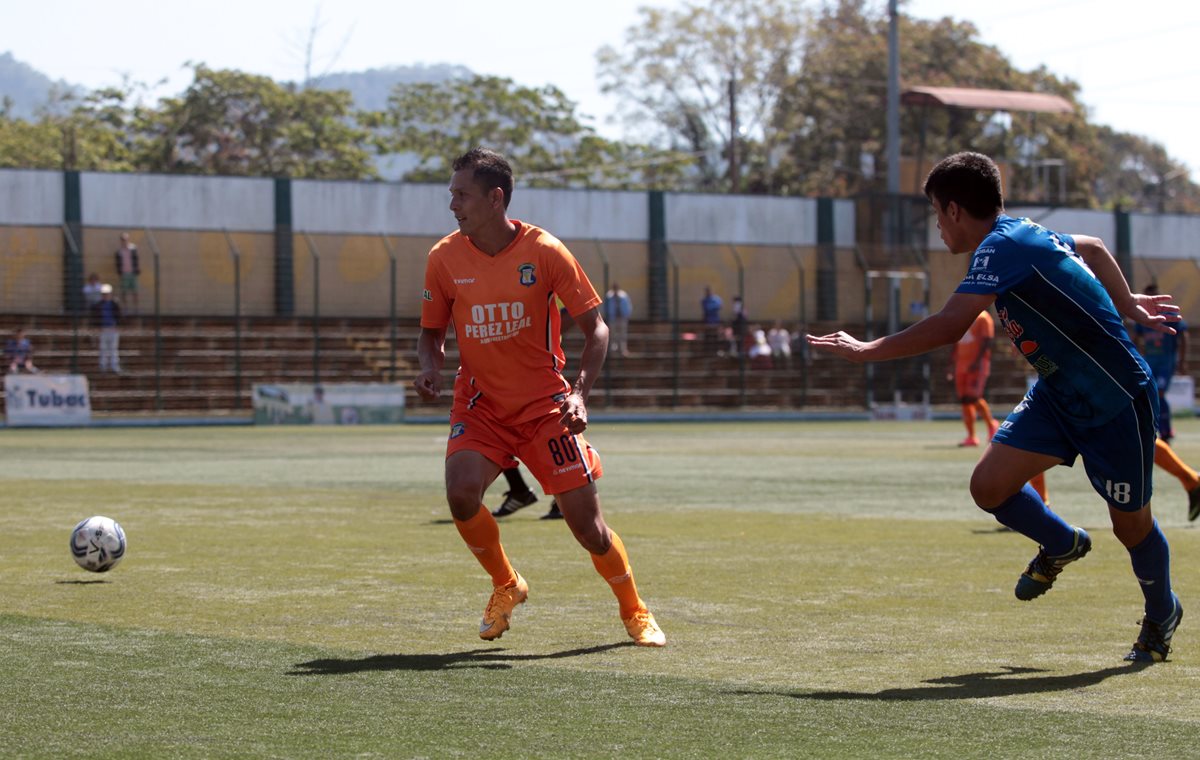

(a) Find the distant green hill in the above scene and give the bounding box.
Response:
[0,52,469,121]
[0,51,80,119]
[306,62,472,111]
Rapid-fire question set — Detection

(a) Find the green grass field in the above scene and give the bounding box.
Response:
[4,419,1200,758]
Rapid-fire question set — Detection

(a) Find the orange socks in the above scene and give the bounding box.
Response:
[1028,472,1049,505]
[977,399,998,438]
[454,505,518,588]
[960,403,976,439]
[590,531,645,619]
[457,506,646,618]
[1155,438,1200,491]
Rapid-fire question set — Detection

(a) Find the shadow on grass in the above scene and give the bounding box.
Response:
[739,663,1150,702]
[289,641,632,675]
[54,579,111,585]
[971,526,1016,535]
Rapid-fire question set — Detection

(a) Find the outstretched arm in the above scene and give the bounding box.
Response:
[807,292,995,363]
[1074,235,1179,333]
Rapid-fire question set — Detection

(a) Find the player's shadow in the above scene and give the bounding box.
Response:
[288,641,631,675]
[737,663,1148,702]
[54,579,111,585]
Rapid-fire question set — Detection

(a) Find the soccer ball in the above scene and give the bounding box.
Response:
[70,516,126,572]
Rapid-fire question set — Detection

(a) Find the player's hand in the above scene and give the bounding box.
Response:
[805,331,871,363]
[1127,293,1181,334]
[413,369,442,401]
[558,392,588,434]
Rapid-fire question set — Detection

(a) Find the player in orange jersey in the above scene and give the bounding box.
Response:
[413,148,665,647]
[948,309,999,446]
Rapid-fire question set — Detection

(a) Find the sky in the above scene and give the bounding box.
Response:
[3,0,1199,180]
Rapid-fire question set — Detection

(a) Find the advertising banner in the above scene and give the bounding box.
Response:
[253,383,406,425]
[4,374,92,426]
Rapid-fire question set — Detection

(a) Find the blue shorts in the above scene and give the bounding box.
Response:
[992,382,1158,511]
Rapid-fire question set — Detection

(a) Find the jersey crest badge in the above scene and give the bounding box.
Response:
[518,263,537,287]
[422,288,433,301]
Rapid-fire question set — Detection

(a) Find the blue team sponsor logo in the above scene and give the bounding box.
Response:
[518,263,537,286]
[422,288,433,301]
[449,422,466,439]
[970,247,994,271]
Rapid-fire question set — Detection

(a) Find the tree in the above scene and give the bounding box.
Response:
[770,1,1100,202]
[1093,126,1200,213]
[141,64,376,179]
[366,74,693,189]
[596,0,807,193]
[0,84,146,172]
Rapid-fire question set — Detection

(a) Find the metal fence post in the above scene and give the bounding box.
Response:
[380,234,398,382]
[222,230,244,408]
[302,233,321,386]
[727,244,746,408]
[144,227,164,410]
[61,223,82,374]
[593,239,612,407]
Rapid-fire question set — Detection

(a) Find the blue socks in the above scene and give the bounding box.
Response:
[1128,520,1174,622]
[987,484,1076,555]
[992,487,1175,621]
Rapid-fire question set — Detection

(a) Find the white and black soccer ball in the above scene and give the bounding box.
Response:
[70,516,126,572]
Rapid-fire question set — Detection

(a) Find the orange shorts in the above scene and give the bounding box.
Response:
[445,402,603,495]
[955,369,988,399]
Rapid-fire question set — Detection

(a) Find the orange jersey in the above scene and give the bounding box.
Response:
[954,310,994,373]
[421,220,601,424]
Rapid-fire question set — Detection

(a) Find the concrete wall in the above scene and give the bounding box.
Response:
[81,173,274,232]
[0,170,62,226]
[2,169,1198,322]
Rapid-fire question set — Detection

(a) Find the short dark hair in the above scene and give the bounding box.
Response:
[923,151,1004,219]
[452,147,514,209]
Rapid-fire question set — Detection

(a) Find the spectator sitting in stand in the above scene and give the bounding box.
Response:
[748,326,773,369]
[83,273,104,310]
[767,321,793,367]
[4,328,38,373]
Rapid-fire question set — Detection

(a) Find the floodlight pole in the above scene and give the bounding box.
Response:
[886,0,902,247]
[887,0,900,198]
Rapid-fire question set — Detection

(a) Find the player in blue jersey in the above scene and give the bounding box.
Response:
[808,151,1183,662]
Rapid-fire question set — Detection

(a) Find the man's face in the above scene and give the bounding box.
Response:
[930,196,967,254]
[449,169,501,238]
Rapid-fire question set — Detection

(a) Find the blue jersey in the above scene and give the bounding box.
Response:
[1135,319,1186,379]
[956,215,1151,427]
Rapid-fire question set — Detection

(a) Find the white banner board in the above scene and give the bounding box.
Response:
[253,383,405,425]
[1166,375,1195,415]
[4,374,92,426]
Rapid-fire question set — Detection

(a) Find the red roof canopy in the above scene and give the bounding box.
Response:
[902,86,1074,114]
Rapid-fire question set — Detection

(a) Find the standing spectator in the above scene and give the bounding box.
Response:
[82,273,104,310]
[701,286,723,354]
[604,282,632,357]
[1134,283,1187,442]
[90,284,122,373]
[114,232,140,315]
[948,309,999,447]
[4,328,37,373]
